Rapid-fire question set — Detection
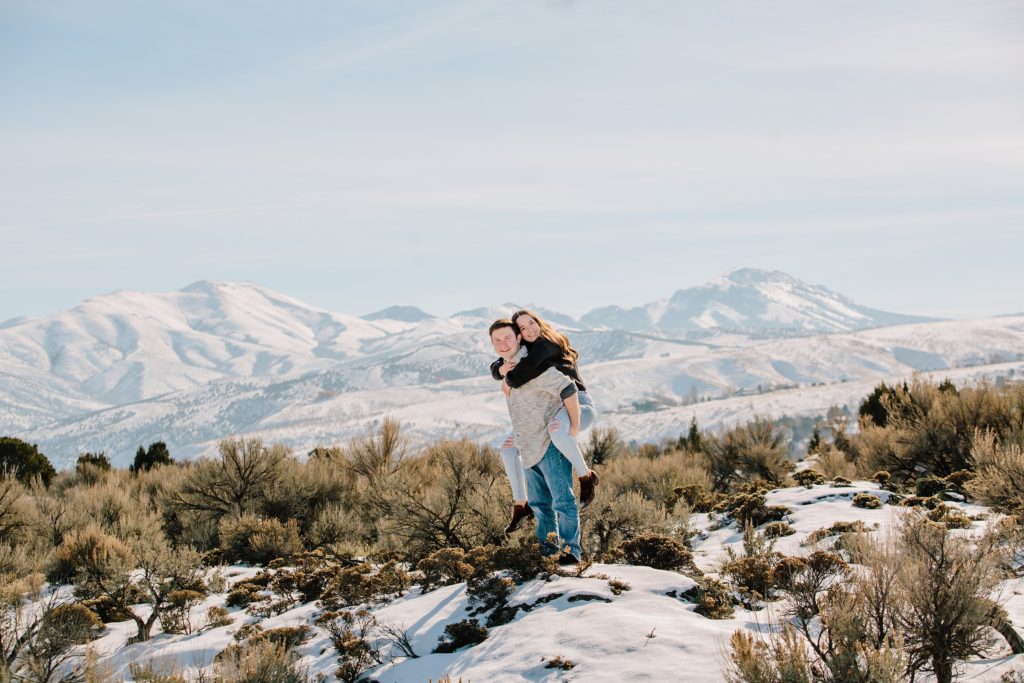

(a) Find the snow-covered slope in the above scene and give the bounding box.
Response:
[0,281,405,405]
[73,482,1024,682]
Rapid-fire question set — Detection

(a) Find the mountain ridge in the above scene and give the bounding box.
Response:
[1,269,1014,467]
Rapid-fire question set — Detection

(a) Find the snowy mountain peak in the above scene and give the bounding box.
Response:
[361,305,435,323]
[583,269,936,335]
[715,267,801,288]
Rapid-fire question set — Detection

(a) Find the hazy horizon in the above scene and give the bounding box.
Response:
[3,0,1022,323]
[1,268,1016,326]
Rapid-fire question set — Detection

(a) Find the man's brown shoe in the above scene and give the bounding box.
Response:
[504,503,534,535]
[579,471,599,509]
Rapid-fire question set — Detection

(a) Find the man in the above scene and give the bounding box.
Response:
[489,319,583,564]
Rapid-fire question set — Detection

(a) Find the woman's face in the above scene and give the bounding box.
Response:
[516,314,540,342]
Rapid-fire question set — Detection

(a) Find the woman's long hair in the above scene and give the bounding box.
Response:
[511,309,579,365]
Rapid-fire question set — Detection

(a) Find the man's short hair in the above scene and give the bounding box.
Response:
[489,319,520,337]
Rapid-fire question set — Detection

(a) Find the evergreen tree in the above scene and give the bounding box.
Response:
[129,441,173,473]
[0,436,56,486]
[807,427,822,455]
[76,451,111,471]
[685,416,703,453]
[859,383,895,427]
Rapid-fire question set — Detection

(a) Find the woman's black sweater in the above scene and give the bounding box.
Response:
[490,337,586,392]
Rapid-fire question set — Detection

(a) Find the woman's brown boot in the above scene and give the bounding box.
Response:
[504,502,534,535]
[578,471,599,508]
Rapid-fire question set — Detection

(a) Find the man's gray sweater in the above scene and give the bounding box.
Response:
[505,365,577,469]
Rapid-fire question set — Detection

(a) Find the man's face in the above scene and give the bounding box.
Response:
[490,326,521,359]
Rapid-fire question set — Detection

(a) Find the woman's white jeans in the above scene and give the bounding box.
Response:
[500,391,596,501]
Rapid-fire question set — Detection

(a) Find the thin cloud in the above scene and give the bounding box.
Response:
[101,204,304,222]
[267,0,505,76]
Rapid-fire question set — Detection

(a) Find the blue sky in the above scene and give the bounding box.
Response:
[2,0,1022,322]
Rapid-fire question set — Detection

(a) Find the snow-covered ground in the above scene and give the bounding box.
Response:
[69,483,1024,682]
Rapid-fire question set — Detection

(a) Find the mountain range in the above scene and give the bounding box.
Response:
[359,268,934,334]
[1,268,1020,467]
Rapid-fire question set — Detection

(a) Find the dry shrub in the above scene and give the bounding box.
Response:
[307,502,373,552]
[776,551,849,622]
[721,525,786,608]
[344,417,408,481]
[803,521,869,547]
[793,469,827,488]
[48,524,134,587]
[487,537,560,583]
[849,424,901,480]
[762,521,795,539]
[316,560,411,610]
[261,625,311,651]
[982,517,1024,575]
[170,439,289,542]
[852,493,882,510]
[0,542,39,581]
[433,618,488,653]
[315,608,382,683]
[852,380,1024,481]
[129,661,188,683]
[675,483,724,513]
[583,490,669,558]
[416,547,481,591]
[17,602,105,681]
[225,583,265,608]
[260,456,358,538]
[28,481,88,552]
[725,624,812,683]
[598,450,712,510]
[925,504,972,530]
[0,475,34,559]
[584,426,625,465]
[219,514,302,565]
[216,639,311,683]
[683,576,733,619]
[619,533,692,571]
[898,495,940,509]
[815,446,857,481]
[714,491,790,528]
[968,430,1024,517]
[705,416,793,491]
[264,549,370,604]
[731,544,904,682]
[374,439,506,561]
[544,655,576,670]
[158,589,203,635]
[893,514,1004,681]
[66,476,138,537]
[466,573,516,617]
[205,605,234,630]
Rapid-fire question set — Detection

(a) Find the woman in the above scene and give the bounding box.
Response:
[491,309,599,534]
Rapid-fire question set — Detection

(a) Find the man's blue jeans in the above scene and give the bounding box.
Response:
[525,442,581,558]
